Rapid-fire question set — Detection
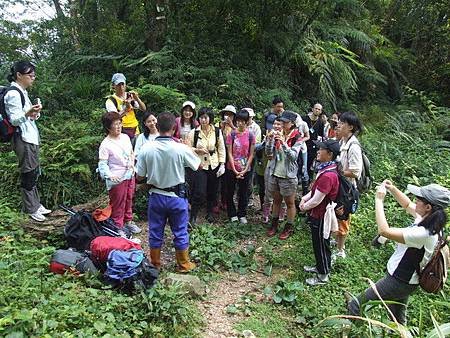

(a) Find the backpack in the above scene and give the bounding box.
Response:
[104,249,159,293]
[417,235,449,293]
[193,126,220,150]
[332,171,360,220]
[350,143,372,193]
[49,249,98,275]
[0,86,25,142]
[90,236,142,265]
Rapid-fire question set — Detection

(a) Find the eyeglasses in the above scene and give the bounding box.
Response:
[23,72,36,79]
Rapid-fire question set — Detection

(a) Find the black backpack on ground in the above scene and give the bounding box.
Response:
[0,86,25,143]
[64,210,104,251]
[333,172,360,220]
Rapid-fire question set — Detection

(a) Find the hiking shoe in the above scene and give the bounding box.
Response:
[332,250,346,264]
[128,237,142,245]
[29,211,46,222]
[330,238,337,247]
[303,265,319,274]
[306,274,329,286]
[206,213,215,223]
[125,221,142,234]
[230,216,239,223]
[117,229,127,238]
[239,217,248,224]
[279,225,294,240]
[38,205,52,215]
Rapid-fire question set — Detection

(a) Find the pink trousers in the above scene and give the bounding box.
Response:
[108,178,135,227]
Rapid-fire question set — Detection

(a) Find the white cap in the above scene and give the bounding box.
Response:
[182,100,196,110]
[111,73,126,85]
[244,108,255,117]
[220,104,236,114]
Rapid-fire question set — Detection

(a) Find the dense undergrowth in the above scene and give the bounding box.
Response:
[0,55,449,336]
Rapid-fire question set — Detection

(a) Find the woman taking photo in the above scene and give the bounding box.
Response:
[105,73,146,140]
[266,111,304,240]
[98,112,141,235]
[174,101,198,141]
[4,61,50,222]
[348,181,450,324]
[187,107,226,225]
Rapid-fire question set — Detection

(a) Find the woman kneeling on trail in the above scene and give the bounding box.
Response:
[265,111,304,240]
[348,181,450,324]
[98,112,141,235]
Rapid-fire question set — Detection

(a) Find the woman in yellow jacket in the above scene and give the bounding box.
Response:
[187,107,226,225]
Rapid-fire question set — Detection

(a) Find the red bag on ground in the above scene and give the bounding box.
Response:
[90,236,142,263]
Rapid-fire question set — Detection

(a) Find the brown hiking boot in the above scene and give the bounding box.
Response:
[279,224,294,240]
[149,248,161,269]
[267,217,279,237]
[175,249,196,273]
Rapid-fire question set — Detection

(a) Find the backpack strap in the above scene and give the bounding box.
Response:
[1,86,25,119]
[108,95,120,111]
[193,129,200,148]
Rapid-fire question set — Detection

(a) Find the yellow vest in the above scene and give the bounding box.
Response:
[107,94,140,133]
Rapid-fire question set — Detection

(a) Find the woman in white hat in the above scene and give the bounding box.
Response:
[174,101,198,141]
[348,181,450,324]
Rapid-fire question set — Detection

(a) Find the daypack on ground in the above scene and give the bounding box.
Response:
[49,249,98,275]
[62,205,130,251]
[333,172,360,220]
[90,236,142,264]
[0,86,25,143]
[417,236,449,293]
[104,249,159,293]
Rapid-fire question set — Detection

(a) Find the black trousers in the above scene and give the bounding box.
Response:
[225,169,251,218]
[309,216,331,275]
[190,166,219,215]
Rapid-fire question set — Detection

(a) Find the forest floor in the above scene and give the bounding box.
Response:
[135,198,291,337]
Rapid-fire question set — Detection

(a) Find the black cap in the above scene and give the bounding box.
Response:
[313,139,340,156]
[278,110,297,123]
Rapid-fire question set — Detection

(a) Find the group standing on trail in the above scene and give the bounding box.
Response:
[2,61,449,324]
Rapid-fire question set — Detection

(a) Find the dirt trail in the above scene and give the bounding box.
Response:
[198,271,271,338]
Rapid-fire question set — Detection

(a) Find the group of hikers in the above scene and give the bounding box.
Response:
[3,61,449,325]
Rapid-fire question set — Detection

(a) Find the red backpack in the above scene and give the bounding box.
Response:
[90,236,142,264]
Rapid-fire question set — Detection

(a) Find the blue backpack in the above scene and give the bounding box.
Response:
[105,249,144,281]
[104,249,159,293]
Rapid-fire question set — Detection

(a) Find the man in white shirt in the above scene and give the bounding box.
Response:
[136,112,201,273]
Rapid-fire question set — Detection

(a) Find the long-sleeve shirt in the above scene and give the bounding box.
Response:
[187,125,226,170]
[4,81,40,145]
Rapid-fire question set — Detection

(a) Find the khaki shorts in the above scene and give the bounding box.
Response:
[337,216,351,236]
[268,175,298,197]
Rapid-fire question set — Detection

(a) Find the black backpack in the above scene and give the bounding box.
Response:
[64,210,105,251]
[332,171,360,220]
[350,143,372,193]
[0,86,25,142]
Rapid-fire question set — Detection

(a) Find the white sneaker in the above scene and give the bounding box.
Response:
[230,216,239,223]
[38,205,52,215]
[303,265,318,274]
[332,250,346,264]
[125,221,142,234]
[306,274,329,286]
[128,237,142,245]
[239,217,248,224]
[29,211,46,222]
